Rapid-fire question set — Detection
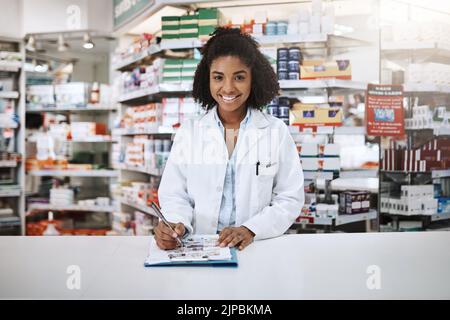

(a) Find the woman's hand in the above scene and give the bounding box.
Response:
[217,226,255,250]
[154,221,185,250]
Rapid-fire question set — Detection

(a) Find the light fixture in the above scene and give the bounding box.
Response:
[58,34,69,52]
[25,35,36,52]
[83,33,94,49]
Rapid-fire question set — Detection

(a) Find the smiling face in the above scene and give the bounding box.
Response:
[209,55,252,115]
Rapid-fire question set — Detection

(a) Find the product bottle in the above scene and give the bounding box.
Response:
[43,211,60,236]
[90,82,100,104]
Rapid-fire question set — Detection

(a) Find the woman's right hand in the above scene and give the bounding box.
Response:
[154,221,186,250]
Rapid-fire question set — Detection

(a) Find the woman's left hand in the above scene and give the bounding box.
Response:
[218,226,255,250]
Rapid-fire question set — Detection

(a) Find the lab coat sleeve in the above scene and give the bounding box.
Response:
[157,122,194,235]
[242,124,304,240]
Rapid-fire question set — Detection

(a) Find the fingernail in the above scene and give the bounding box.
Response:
[172,232,177,238]
[228,243,232,247]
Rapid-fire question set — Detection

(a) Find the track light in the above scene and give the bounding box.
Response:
[25,35,36,52]
[58,34,69,52]
[83,33,94,49]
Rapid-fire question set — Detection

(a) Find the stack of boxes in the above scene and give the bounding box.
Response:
[180,14,199,39]
[121,59,163,93]
[406,63,450,87]
[290,102,343,127]
[381,185,437,216]
[297,142,340,172]
[277,47,303,80]
[50,188,74,206]
[339,191,371,215]
[70,122,107,140]
[266,96,290,125]
[120,103,162,132]
[300,60,352,80]
[162,16,180,40]
[198,8,223,41]
[161,58,200,84]
[121,177,160,208]
[382,137,450,172]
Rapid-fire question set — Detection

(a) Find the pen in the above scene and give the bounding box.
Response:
[150,202,184,247]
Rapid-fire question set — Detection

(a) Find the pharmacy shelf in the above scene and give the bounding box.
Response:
[113,125,175,135]
[28,170,119,177]
[118,82,193,103]
[432,169,450,179]
[115,164,161,176]
[279,79,367,90]
[120,198,157,217]
[289,126,366,135]
[27,136,117,143]
[113,39,203,71]
[404,83,450,94]
[26,104,118,113]
[431,211,450,222]
[335,210,377,226]
[0,60,21,72]
[0,91,19,99]
[381,41,450,61]
[254,33,328,45]
[303,171,334,180]
[159,38,204,50]
[316,177,379,193]
[0,216,21,227]
[0,160,18,167]
[339,169,378,178]
[295,215,333,226]
[27,203,115,213]
[0,121,18,129]
[0,186,21,197]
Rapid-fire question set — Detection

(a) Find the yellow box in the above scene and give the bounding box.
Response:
[300,60,351,80]
[290,103,342,126]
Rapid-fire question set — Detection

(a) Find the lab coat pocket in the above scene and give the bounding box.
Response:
[256,172,276,211]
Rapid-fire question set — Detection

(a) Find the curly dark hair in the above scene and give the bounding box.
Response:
[192,27,279,111]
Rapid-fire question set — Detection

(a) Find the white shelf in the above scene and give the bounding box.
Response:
[120,198,156,217]
[404,83,450,94]
[289,126,366,135]
[0,186,21,197]
[0,160,18,167]
[27,203,115,213]
[0,91,19,99]
[116,164,161,176]
[303,171,334,180]
[27,136,116,143]
[279,79,367,90]
[335,210,377,226]
[431,211,450,222]
[254,33,328,45]
[0,60,21,72]
[0,121,18,129]
[26,104,118,112]
[118,82,193,103]
[160,38,204,50]
[316,177,379,193]
[0,216,21,226]
[112,47,153,71]
[339,169,378,178]
[28,170,119,177]
[432,170,450,179]
[295,215,333,226]
[382,41,450,60]
[112,125,176,135]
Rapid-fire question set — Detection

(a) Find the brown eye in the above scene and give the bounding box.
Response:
[213,75,223,81]
[235,75,245,81]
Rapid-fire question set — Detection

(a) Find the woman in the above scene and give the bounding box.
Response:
[155,27,304,251]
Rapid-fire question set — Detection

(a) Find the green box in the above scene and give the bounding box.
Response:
[179,33,199,38]
[162,76,181,83]
[162,34,179,39]
[180,24,198,30]
[198,8,219,20]
[162,25,180,31]
[162,16,180,22]
[199,25,216,35]
[180,15,198,23]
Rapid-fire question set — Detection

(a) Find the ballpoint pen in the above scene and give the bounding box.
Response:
[150,202,184,247]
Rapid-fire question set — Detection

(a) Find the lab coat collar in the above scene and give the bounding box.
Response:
[200,106,270,129]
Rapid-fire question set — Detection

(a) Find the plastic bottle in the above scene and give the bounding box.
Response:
[43,211,60,236]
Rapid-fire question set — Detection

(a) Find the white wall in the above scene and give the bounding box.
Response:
[0,0,22,38]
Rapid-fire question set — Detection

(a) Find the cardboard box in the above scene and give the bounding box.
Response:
[300,157,340,171]
[339,191,370,214]
[54,83,89,105]
[290,103,342,126]
[300,60,351,80]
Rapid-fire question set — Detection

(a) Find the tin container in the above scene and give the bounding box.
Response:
[288,60,299,72]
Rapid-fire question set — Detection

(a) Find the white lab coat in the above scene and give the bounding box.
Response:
[158,106,304,240]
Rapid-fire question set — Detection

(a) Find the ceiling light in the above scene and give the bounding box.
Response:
[83,33,95,49]
[25,35,36,52]
[58,34,69,52]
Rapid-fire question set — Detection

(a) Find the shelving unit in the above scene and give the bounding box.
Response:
[28,170,119,177]
[0,36,25,235]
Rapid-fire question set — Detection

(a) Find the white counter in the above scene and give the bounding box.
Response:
[0,232,449,299]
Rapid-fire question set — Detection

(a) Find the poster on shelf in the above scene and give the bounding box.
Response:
[365,84,404,136]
